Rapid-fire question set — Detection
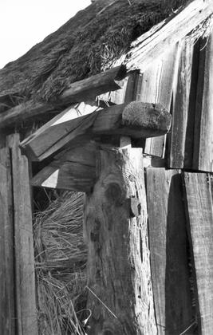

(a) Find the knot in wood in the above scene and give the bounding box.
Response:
[105,182,124,205]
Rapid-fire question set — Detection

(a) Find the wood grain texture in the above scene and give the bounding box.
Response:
[84,147,156,335]
[193,32,213,172]
[126,0,213,72]
[7,134,38,335]
[0,148,16,335]
[169,39,194,168]
[146,168,194,335]
[135,44,178,157]
[31,142,97,192]
[0,66,126,129]
[183,172,213,335]
[21,102,171,161]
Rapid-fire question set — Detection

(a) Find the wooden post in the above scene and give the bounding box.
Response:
[84,147,157,335]
[7,134,38,335]
[0,148,16,335]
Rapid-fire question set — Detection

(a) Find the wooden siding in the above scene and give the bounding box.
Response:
[146,168,194,335]
[183,172,213,335]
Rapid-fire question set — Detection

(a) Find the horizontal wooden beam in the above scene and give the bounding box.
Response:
[125,0,213,72]
[0,65,126,129]
[31,142,97,192]
[21,101,171,161]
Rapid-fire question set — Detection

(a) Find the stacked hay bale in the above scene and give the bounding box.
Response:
[34,191,87,335]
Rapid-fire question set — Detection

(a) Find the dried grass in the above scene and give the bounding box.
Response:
[0,0,187,108]
[34,191,87,335]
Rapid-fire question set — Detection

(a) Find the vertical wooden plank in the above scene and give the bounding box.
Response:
[146,168,194,334]
[183,172,213,335]
[169,39,194,168]
[136,45,178,157]
[193,32,213,172]
[98,71,139,105]
[7,134,38,335]
[0,148,16,335]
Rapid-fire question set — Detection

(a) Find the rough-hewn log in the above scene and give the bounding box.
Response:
[183,172,213,335]
[0,66,126,129]
[21,101,171,161]
[59,65,126,104]
[126,0,213,72]
[84,147,156,335]
[31,142,97,192]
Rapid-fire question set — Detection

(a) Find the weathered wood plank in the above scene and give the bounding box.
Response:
[0,66,126,129]
[193,32,213,172]
[98,71,139,105]
[7,134,38,335]
[31,142,97,192]
[136,44,178,157]
[126,0,213,72]
[169,39,194,168]
[21,102,171,161]
[84,147,156,335]
[146,168,194,335]
[183,172,213,335]
[0,148,16,335]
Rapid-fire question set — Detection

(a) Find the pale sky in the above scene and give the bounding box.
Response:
[0,0,91,69]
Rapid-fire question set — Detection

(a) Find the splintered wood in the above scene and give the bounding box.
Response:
[84,148,156,335]
[146,168,193,335]
[183,172,213,335]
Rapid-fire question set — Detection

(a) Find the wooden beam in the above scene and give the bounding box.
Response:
[183,172,213,335]
[146,168,194,335]
[21,101,171,161]
[31,142,97,192]
[0,66,126,129]
[126,0,213,72]
[7,134,38,335]
[0,148,16,335]
[84,147,156,334]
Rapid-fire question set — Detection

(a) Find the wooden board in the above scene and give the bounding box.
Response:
[7,134,38,335]
[146,168,194,335]
[31,142,97,192]
[21,102,171,161]
[169,39,194,168]
[183,172,213,335]
[126,0,213,72]
[193,32,213,172]
[136,44,178,157]
[0,148,16,335]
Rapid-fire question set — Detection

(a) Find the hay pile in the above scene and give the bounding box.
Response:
[34,191,88,335]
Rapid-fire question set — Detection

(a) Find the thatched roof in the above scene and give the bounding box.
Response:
[0,0,186,113]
